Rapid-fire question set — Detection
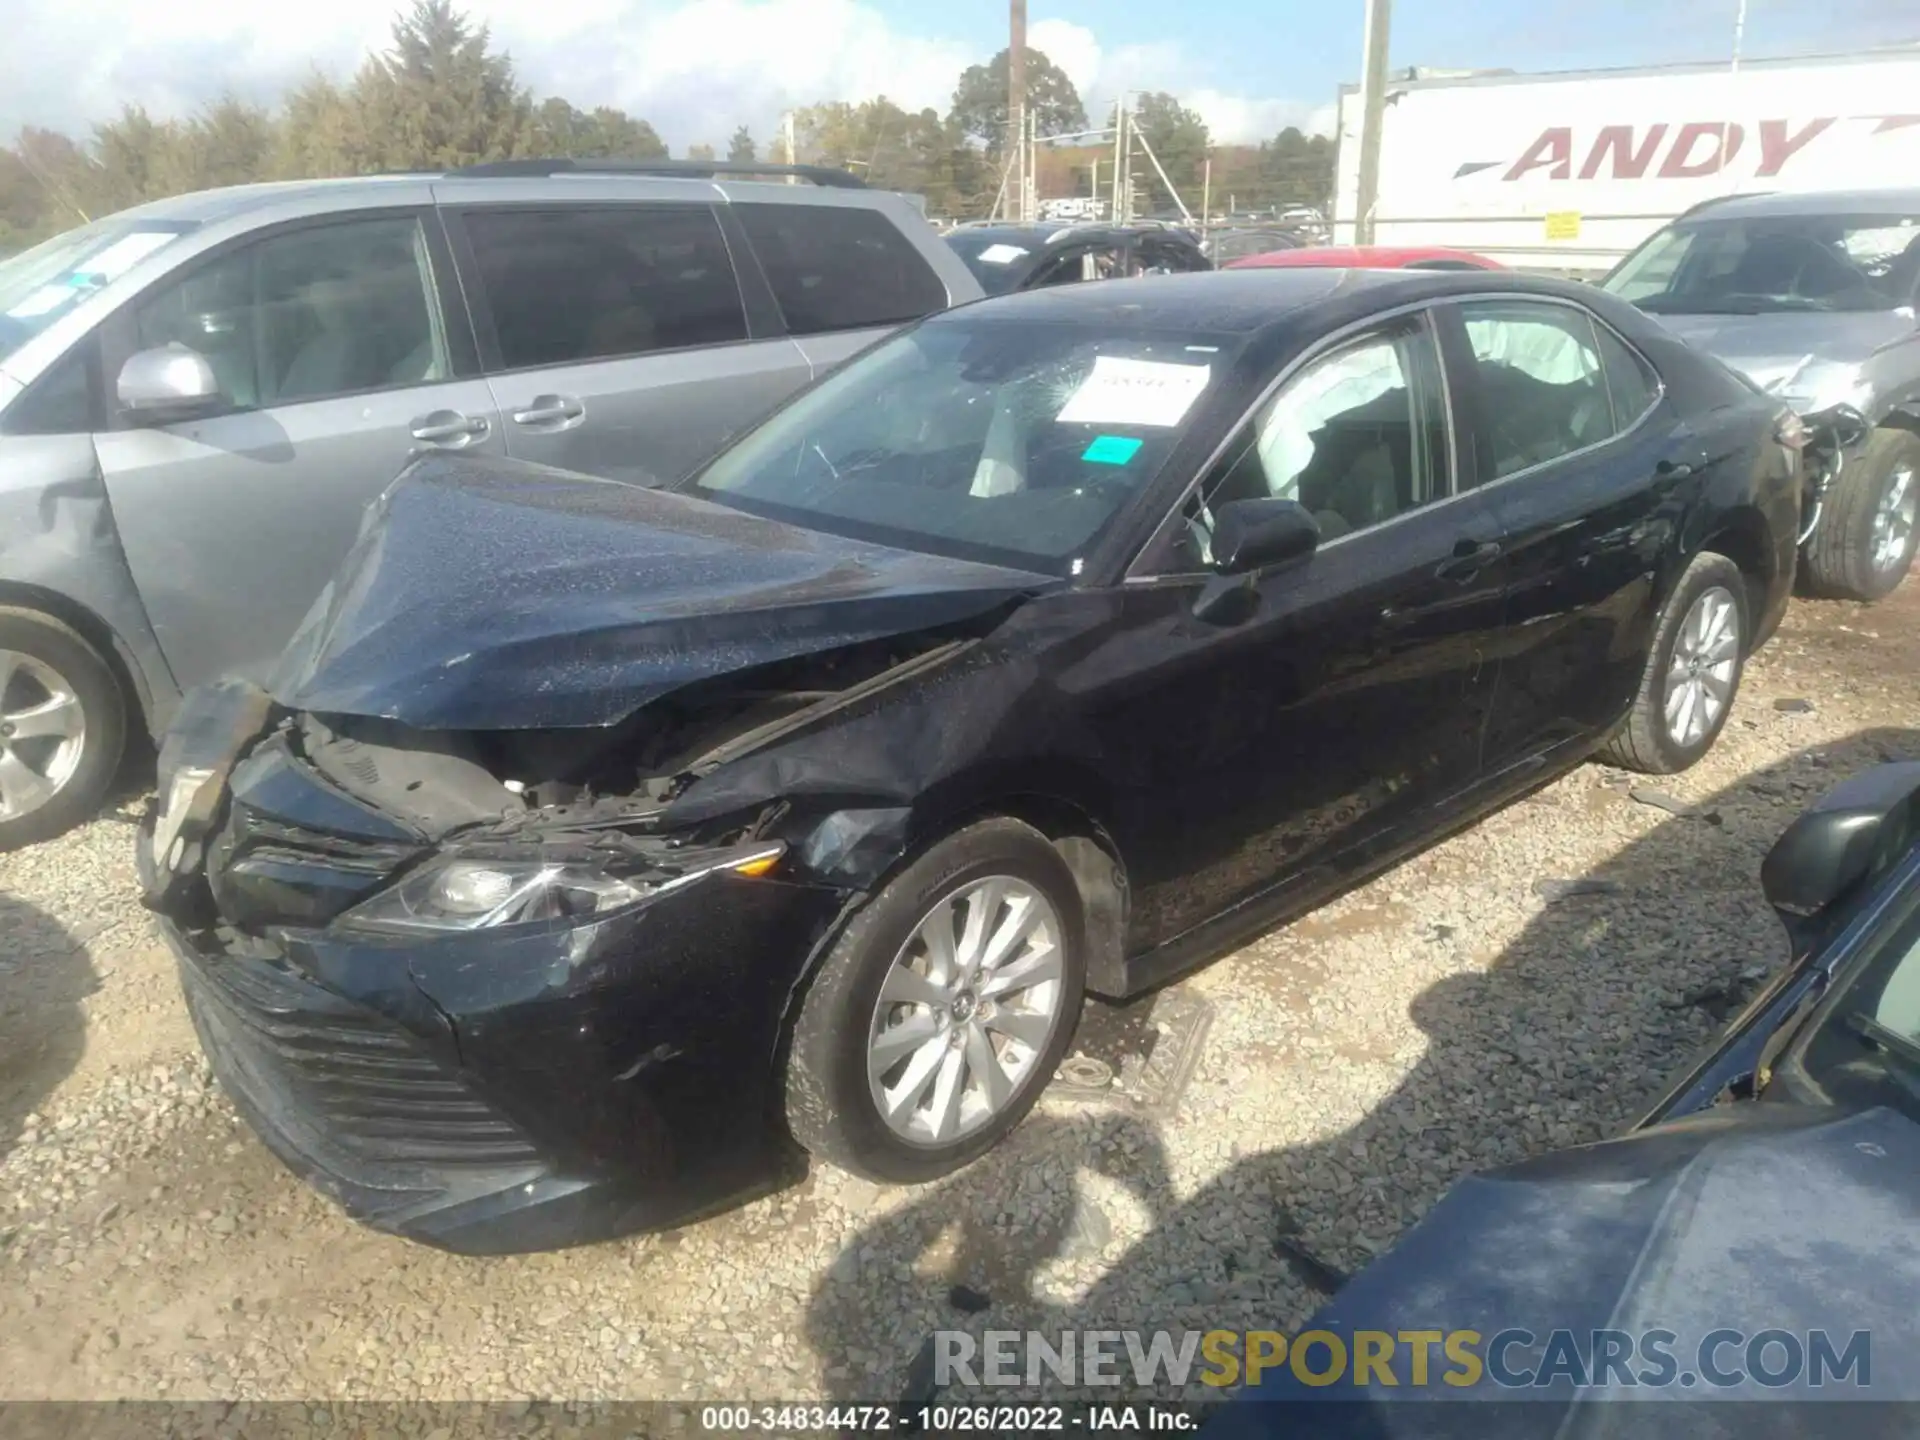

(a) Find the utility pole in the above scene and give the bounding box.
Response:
[1131,124,1192,223]
[1720,0,1748,194]
[1009,0,1028,222]
[1109,99,1125,222]
[1026,107,1039,221]
[1352,0,1392,244]
[781,112,797,183]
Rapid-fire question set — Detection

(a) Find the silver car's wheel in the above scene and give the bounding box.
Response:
[0,649,88,822]
[866,876,1066,1147]
[1872,461,1916,577]
[1662,584,1740,749]
[1803,429,1920,603]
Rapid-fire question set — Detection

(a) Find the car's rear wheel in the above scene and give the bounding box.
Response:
[1601,552,1747,776]
[0,607,126,850]
[785,817,1087,1184]
[1802,428,1920,603]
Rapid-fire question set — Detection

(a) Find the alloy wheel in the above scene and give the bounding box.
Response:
[866,876,1067,1147]
[1663,585,1739,749]
[1872,462,1917,577]
[0,649,87,822]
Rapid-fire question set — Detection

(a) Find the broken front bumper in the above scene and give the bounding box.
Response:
[144,814,849,1254]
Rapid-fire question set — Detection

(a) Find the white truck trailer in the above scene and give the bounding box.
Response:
[1331,48,1920,274]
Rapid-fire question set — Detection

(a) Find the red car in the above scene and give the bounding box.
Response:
[1224,244,1503,272]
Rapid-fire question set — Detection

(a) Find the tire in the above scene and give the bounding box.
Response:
[786,817,1088,1184]
[0,607,126,850]
[1802,427,1920,603]
[1601,552,1748,775]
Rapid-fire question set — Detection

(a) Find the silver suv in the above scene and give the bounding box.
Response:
[0,160,980,845]
[1602,189,1920,605]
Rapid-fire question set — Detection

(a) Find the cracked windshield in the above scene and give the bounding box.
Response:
[3,0,1920,1430]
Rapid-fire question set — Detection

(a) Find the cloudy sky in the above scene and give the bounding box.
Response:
[2,0,1911,152]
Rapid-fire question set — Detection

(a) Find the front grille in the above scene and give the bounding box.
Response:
[181,947,538,1176]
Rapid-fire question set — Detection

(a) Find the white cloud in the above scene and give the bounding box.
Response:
[0,0,1327,154]
[1028,18,1332,144]
[1186,91,1334,144]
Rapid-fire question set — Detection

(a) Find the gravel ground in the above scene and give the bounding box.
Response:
[1,580,1917,1405]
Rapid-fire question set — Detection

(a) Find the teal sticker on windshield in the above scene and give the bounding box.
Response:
[1082,435,1144,466]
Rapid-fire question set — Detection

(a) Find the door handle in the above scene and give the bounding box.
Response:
[1435,538,1502,583]
[1657,459,1694,479]
[511,394,587,429]
[409,411,489,446]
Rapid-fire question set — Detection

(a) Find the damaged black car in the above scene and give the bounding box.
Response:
[139,270,1803,1253]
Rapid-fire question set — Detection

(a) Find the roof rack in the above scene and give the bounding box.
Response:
[447,158,868,188]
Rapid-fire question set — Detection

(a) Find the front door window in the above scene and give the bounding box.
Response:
[132,217,448,411]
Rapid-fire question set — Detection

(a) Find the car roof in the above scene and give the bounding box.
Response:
[931,266,1616,336]
[101,167,884,227]
[106,176,430,225]
[927,267,1503,332]
[949,221,1198,246]
[1227,245,1501,270]
[1688,188,1920,220]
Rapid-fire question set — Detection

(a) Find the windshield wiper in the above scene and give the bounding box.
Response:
[1845,1010,1920,1074]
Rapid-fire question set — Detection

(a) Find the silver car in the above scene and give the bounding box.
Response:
[0,160,980,845]
[1602,189,1920,604]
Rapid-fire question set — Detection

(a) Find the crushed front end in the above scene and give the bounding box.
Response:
[137,679,856,1254]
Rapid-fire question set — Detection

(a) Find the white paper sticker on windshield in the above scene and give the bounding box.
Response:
[976,243,1029,265]
[1056,356,1212,428]
[5,284,74,319]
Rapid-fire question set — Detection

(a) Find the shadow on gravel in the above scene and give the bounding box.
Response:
[0,891,96,1165]
[805,725,1920,1402]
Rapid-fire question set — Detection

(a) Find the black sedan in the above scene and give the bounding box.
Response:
[139,270,1802,1253]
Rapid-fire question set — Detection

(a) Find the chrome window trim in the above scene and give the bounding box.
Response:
[1125,289,1668,584]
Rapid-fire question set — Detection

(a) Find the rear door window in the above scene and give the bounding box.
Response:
[460,205,749,370]
[1141,237,1208,273]
[1459,301,1614,480]
[734,203,948,335]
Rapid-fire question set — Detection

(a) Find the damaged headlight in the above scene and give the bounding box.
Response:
[338,842,785,934]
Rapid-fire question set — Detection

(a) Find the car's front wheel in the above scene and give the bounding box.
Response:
[0,607,126,850]
[1601,551,1747,775]
[1803,427,1920,603]
[785,817,1087,1184]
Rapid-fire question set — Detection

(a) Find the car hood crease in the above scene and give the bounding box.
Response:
[269,455,1057,731]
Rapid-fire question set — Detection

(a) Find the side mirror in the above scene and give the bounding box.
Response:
[117,344,223,421]
[1760,762,1920,932]
[1211,497,1320,575]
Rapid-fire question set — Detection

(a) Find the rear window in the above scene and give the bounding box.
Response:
[736,203,949,336]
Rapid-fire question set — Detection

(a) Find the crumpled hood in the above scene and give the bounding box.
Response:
[270,455,1055,730]
[1649,309,1908,411]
